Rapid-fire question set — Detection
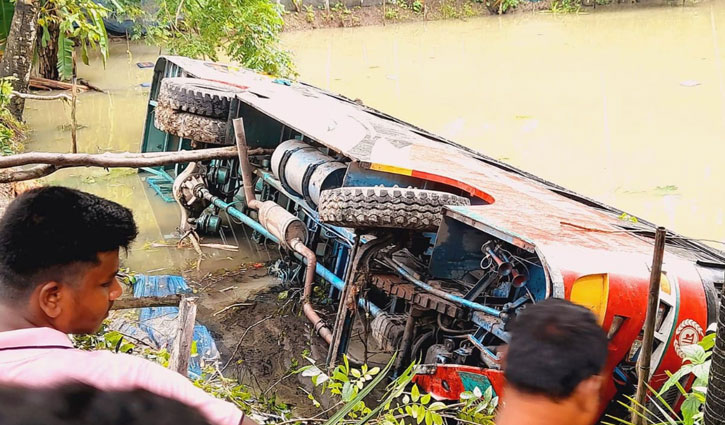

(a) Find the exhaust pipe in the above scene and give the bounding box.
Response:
[233,118,332,343]
[292,238,333,344]
[233,118,262,211]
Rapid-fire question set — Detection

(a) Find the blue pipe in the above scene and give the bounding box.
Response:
[389,259,503,318]
[203,191,382,317]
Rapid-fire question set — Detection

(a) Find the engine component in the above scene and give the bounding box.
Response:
[154,106,227,144]
[206,164,231,187]
[158,77,244,119]
[425,339,456,364]
[257,200,307,248]
[196,212,222,235]
[319,186,470,231]
[270,140,346,206]
[370,313,407,352]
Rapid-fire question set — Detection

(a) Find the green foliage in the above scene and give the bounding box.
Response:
[550,0,580,13]
[38,0,112,80]
[56,33,74,80]
[439,0,458,19]
[72,321,299,420]
[120,0,295,77]
[618,213,639,223]
[0,77,25,156]
[411,0,423,13]
[603,333,715,425]
[384,5,400,20]
[0,0,14,46]
[480,0,518,13]
[298,355,498,425]
[461,2,476,17]
[304,5,316,23]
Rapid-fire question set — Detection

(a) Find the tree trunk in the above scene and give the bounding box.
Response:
[704,284,725,424]
[0,0,40,120]
[36,10,60,81]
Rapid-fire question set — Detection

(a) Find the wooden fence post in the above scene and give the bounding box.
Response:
[169,296,198,375]
[633,227,666,425]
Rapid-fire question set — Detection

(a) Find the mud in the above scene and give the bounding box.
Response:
[186,265,327,417]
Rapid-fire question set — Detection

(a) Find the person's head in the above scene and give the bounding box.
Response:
[0,384,212,425]
[0,186,138,333]
[503,298,608,418]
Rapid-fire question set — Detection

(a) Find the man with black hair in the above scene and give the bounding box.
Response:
[0,384,214,425]
[0,187,255,425]
[496,298,609,425]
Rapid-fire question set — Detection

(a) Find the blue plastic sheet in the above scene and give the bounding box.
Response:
[114,275,219,378]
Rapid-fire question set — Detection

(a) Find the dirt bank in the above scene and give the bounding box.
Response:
[187,264,329,417]
[283,0,548,31]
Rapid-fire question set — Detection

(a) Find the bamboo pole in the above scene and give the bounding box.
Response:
[70,50,78,154]
[169,296,198,375]
[633,226,667,425]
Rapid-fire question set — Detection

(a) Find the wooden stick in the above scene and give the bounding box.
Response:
[29,76,90,92]
[11,91,71,101]
[0,147,272,183]
[111,294,182,310]
[71,51,78,154]
[0,146,268,168]
[633,227,666,425]
[169,296,198,375]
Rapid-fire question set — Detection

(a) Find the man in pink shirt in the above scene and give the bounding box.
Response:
[0,186,256,425]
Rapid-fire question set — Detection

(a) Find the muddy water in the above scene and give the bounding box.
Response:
[24,2,725,274]
[282,1,725,247]
[24,42,267,274]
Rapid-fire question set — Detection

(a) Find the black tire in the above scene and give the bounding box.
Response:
[154,106,227,144]
[318,186,470,230]
[157,77,242,119]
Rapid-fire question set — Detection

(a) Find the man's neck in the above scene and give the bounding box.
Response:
[496,387,592,425]
[0,303,43,332]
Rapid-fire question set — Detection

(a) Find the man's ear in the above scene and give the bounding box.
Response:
[37,281,64,319]
[572,374,604,411]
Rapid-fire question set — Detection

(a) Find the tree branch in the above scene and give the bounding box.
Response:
[0,147,273,183]
[12,90,71,101]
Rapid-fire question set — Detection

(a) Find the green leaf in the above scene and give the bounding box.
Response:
[681,394,701,425]
[351,368,361,378]
[411,384,420,402]
[699,333,715,351]
[420,393,431,405]
[56,32,74,81]
[342,355,349,375]
[483,386,493,403]
[416,405,425,424]
[330,354,401,425]
[473,386,483,398]
[41,25,50,48]
[428,402,446,411]
[342,381,354,402]
[432,413,443,425]
[681,344,707,364]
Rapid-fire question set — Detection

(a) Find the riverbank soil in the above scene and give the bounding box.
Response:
[186,265,329,417]
[282,0,683,31]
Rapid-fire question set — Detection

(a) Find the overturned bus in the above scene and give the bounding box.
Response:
[140,56,725,414]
